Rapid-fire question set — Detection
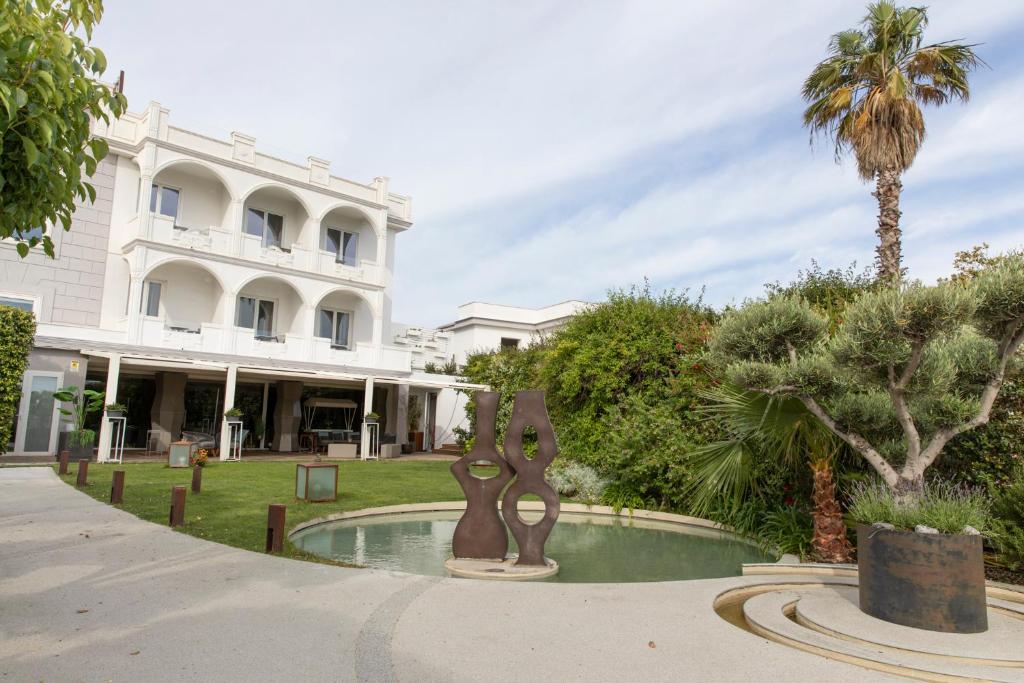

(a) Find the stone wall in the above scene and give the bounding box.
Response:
[0,155,116,327]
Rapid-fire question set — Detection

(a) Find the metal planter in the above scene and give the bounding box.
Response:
[856,523,987,634]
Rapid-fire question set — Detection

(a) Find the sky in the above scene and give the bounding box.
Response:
[94,1,1024,326]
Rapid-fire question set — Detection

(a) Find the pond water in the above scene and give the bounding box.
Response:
[290,510,773,583]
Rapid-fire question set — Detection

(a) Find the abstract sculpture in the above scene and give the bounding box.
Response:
[450,390,560,567]
[450,392,514,560]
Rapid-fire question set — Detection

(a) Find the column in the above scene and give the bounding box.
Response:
[138,176,154,239]
[222,290,237,353]
[229,199,244,256]
[272,380,303,452]
[218,364,238,461]
[361,376,375,458]
[395,383,409,446]
[299,304,315,358]
[96,354,121,463]
[150,371,187,451]
[126,273,145,342]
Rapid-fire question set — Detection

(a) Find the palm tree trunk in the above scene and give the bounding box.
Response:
[809,459,852,563]
[873,167,903,281]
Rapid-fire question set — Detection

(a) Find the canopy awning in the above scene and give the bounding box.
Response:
[304,398,358,409]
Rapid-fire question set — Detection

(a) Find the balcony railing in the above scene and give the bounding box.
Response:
[144,215,387,287]
[141,318,225,351]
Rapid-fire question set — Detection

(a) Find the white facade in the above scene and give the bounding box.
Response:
[390,300,590,448]
[440,300,590,363]
[3,102,481,459]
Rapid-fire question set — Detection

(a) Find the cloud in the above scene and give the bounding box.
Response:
[94,0,1024,326]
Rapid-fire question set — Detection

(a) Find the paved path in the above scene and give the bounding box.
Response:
[0,468,894,682]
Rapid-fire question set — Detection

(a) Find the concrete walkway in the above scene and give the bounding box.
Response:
[0,468,894,682]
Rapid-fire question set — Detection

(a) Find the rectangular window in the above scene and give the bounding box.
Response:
[265,213,283,248]
[245,208,285,248]
[500,337,520,350]
[237,296,276,340]
[256,300,275,337]
[14,226,44,241]
[0,296,34,312]
[342,231,358,265]
[314,308,351,348]
[323,227,358,265]
[245,208,265,238]
[236,296,256,329]
[141,281,161,317]
[150,184,180,220]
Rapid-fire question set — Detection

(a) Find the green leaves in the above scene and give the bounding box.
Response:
[0,305,35,454]
[710,296,827,364]
[0,0,125,256]
[20,135,38,166]
[802,1,981,178]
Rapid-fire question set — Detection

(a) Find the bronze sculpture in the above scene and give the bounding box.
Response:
[450,390,559,567]
[450,392,514,559]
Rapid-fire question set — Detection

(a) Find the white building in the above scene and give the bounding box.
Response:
[2,101,479,460]
[390,300,590,448]
[438,300,590,364]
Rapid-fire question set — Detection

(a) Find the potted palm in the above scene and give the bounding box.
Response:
[53,386,104,461]
[224,407,244,424]
[105,402,127,418]
[848,481,992,634]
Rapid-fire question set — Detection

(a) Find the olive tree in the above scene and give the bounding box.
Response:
[710,254,1024,498]
[0,0,125,257]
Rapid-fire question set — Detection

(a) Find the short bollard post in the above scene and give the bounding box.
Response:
[110,470,125,504]
[169,486,186,527]
[75,460,89,487]
[58,450,70,475]
[191,465,202,494]
[266,504,286,553]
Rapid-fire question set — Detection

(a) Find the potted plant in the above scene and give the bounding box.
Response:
[52,386,104,461]
[364,411,380,425]
[848,481,992,634]
[224,407,244,424]
[105,402,127,418]
[407,396,423,451]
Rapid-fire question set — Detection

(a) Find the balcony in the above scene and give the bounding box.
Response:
[310,338,412,371]
[139,260,227,351]
[315,206,380,281]
[232,275,306,356]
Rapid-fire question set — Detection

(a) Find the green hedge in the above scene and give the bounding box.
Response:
[0,305,36,453]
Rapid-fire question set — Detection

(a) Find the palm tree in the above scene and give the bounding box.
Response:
[687,385,853,563]
[802,1,982,281]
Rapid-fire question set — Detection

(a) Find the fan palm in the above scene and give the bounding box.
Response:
[687,385,853,563]
[802,1,982,281]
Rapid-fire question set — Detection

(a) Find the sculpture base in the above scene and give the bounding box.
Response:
[445,555,558,581]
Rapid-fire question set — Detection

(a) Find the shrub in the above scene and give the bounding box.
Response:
[547,462,607,505]
[594,395,699,512]
[0,305,35,453]
[541,283,718,461]
[456,343,546,451]
[760,505,815,558]
[847,480,993,535]
[990,462,1024,571]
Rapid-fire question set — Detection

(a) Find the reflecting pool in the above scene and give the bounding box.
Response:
[291,510,773,583]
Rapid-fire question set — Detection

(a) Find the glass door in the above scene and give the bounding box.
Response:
[15,372,62,454]
[256,300,275,338]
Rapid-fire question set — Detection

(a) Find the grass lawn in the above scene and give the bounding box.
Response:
[57,460,464,564]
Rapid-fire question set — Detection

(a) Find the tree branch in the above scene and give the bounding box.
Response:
[796,395,901,488]
[910,322,1024,478]
[888,341,924,465]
